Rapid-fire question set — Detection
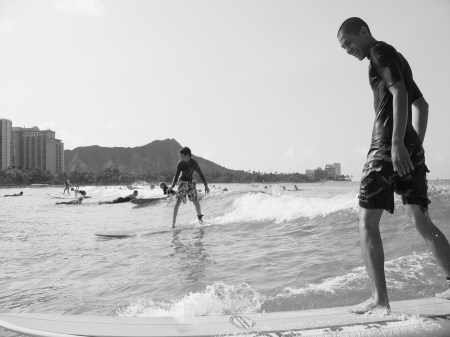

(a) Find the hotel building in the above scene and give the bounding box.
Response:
[0,119,64,174]
[0,119,13,169]
[13,126,64,173]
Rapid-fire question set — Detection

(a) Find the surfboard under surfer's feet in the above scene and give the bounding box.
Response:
[436,288,450,300]
[348,298,390,314]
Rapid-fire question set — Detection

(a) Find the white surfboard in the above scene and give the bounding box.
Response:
[0,297,449,337]
[95,223,212,238]
[131,198,164,205]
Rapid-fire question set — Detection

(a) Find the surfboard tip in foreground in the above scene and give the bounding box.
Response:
[0,297,449,337]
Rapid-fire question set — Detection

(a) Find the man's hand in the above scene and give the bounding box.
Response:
[391,142,414,176]
[204,185,210,194]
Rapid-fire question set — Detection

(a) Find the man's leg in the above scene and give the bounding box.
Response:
[172,198,182,228]
[193,198,203,223]
[405,204,450,299]
[350,207,390,314]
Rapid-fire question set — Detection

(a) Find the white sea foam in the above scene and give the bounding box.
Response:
[213,192,358,224]
[280,252,434,296]
[116,282,264,317]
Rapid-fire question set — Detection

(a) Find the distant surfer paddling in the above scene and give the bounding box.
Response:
[167,147,210,228]
[98,190,138,205]
[56,191,86,205]
[130,182,176,205]
[4,191,23,197]
[338,18,450,314]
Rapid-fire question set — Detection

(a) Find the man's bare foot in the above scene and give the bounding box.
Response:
[436,288,450,299]
[172,223,176,229]
[349,298,390,314]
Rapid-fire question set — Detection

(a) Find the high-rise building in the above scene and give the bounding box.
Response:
[334,163,341,176]
[13,126,64,173]
[0,119,12,169]
[325,164,336,179]
[12,127,21,168]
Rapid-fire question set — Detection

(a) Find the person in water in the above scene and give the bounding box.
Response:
[71,187,90,199]
[63,180,70,195]
[130,183,176,205]
[337,17,450,314]
[160,182,176,196]
[98,190,138,205]
[167,147,210,228]
[4,191,23,197]
[56,191,86,205]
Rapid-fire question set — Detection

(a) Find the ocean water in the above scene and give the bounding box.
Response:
[1,181,450,336]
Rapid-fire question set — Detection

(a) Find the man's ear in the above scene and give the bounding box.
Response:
[360,26,370,38]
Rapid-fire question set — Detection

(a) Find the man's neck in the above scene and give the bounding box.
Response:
[366,38,379,60]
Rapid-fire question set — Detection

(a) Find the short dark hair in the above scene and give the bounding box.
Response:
[338,17,371,37]
[180,147,192,156]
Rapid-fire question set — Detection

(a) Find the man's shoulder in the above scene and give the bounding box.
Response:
[369,41,399,64]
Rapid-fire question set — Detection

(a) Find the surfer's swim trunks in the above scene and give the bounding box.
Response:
[176,180,198,203]
[358,142,430,214]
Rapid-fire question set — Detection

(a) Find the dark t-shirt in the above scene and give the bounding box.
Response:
[172,158,207,186]
[368,41,423,146]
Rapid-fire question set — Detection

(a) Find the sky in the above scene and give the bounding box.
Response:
[1,0,449,179]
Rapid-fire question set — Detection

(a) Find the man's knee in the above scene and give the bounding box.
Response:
[406,204,435,234]
[358,208,383,231]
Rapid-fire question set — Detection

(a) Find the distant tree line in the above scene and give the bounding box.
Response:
[0,167,350,186]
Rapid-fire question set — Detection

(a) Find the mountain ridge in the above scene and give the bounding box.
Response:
[64,139,237,175]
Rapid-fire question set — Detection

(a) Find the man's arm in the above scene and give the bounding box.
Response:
[194,161,209,193]
[412,96,429,145]
[389,81,414,176]
[170,164,182,189]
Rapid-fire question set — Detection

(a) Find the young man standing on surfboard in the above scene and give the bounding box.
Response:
[167,147,210,228]
[337,17,450,314]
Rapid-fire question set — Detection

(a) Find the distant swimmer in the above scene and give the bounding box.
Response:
[167,147,210,228]
[71,187,90,199]
[338,17,450,313]
[130,183,176,205]
[4,191,23,197]
[63,180,70,195]
[56,191,86,205]
[160,182,176,196]
[98,190,138,205]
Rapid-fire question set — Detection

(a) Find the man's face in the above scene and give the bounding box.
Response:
[180,153,190,162]
[338,30,368,61]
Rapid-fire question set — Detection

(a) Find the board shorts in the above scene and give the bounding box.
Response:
[176,180,198,203]
[358,142,430,214]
